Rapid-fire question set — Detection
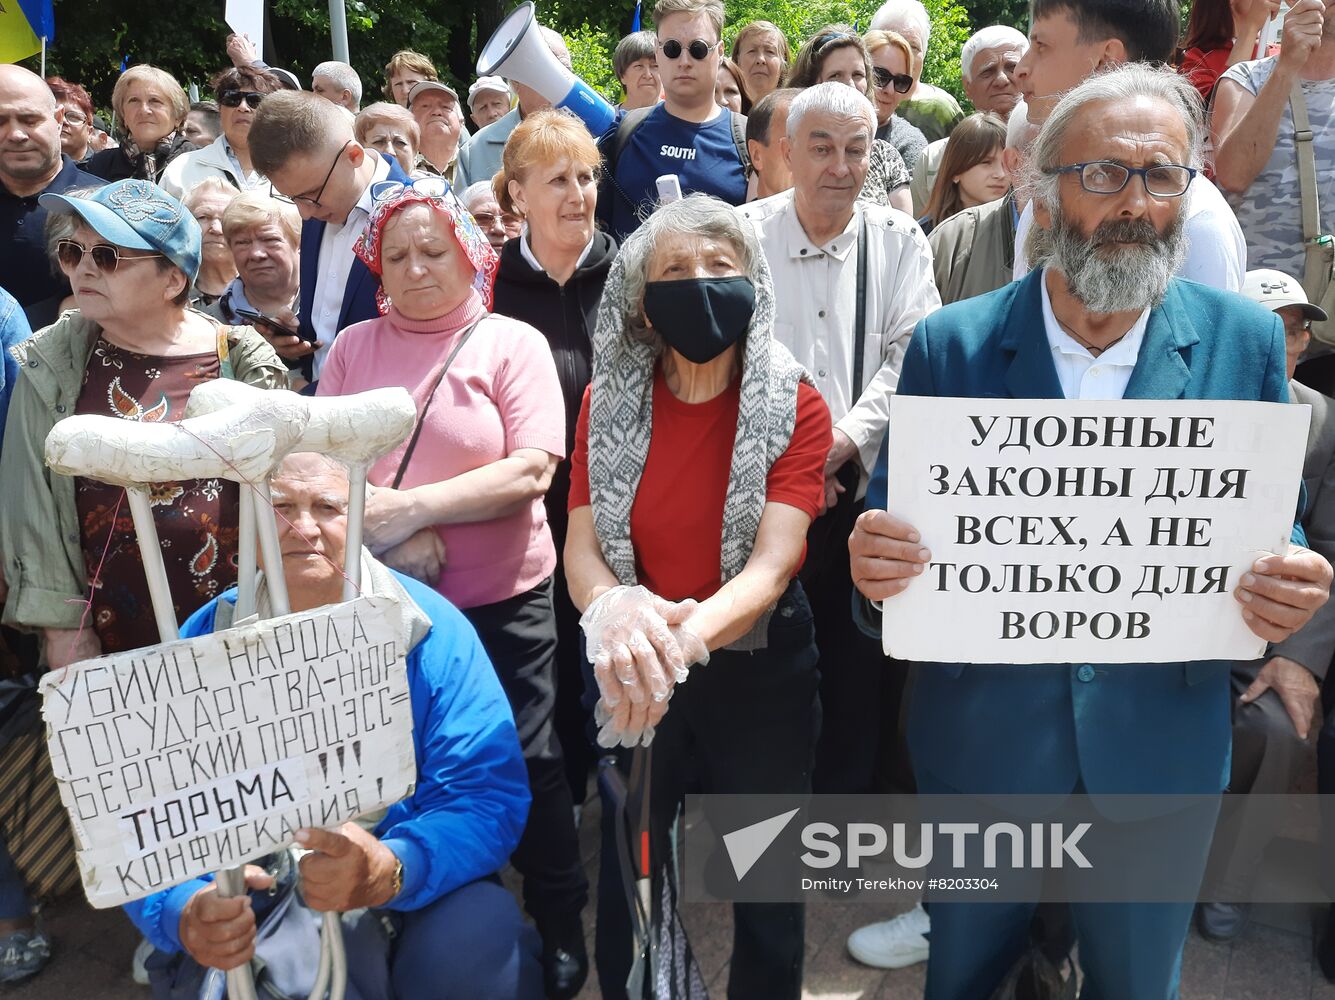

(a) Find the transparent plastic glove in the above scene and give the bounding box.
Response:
[581,585,701,708]
[594,690,673,748]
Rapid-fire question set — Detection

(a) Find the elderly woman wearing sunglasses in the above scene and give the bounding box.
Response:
[316,178,591,997]
[865,29,929,174]
[785,25,913,214]
[161,66,283,200]
[0,179,285,671]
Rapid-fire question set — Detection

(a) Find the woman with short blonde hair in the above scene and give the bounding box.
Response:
[864,28,929,172]
[731,20,790,102]
[382,49,439,106]
[491,110,618,832]
[86,65,193,183]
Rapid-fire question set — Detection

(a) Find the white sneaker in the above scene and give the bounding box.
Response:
[846,902,931,969]
[131,938,153,986]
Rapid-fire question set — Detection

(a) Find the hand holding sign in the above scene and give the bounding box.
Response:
[296,824,399,912]
[849,510,932,602]
[1235,548,1332,643]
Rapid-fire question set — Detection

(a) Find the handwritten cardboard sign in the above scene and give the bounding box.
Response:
[881,398,1310,664]
[40,596,416,908]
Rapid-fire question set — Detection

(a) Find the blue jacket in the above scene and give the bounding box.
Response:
[0,287,32,450]
[295,155,412,353]
[123,571,530,954]
[865,271,1298,798]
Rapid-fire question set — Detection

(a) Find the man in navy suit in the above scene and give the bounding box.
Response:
[248,91,412,383]
[849,65,1333,998]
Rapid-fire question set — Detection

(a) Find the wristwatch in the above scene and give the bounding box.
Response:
[389,856,404,900]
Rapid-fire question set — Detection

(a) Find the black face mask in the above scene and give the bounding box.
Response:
[642,276,756,364]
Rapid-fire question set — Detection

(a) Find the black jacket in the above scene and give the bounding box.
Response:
[86,133,195,184]
[491,231,616,538]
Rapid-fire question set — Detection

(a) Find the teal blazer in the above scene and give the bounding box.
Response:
[865,270,1297,797]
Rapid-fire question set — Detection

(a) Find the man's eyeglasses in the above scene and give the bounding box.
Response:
[471,210,520,230]
[1043,160,1197,198]
[219,90,265,110]
[661,38,714,60]
[872,67,914,94]
[292,140,352,208]
[57,240,164,274]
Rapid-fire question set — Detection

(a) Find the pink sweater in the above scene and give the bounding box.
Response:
[319,292,566,609]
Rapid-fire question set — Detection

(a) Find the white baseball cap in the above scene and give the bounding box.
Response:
[468,76,512,107]
[408,80,459,108]
[1242,268,1329,322]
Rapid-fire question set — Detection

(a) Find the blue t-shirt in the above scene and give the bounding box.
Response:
[604,104,748,241]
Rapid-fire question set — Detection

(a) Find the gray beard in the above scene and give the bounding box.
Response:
[1045,206,1187,315]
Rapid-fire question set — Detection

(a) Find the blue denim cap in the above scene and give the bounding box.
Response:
[39,179,202,282]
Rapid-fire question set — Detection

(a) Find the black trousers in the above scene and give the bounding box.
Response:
[593,582,820,1000]
[462,577,589,931]
[547,500,597,808]
[1320,661,1335,898]
[802,465,911,794]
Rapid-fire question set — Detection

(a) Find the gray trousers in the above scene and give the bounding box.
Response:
[1204,659,1313,898]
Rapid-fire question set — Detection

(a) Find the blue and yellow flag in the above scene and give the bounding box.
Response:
[0,0,55,65]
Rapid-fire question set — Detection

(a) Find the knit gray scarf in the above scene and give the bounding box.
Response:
[586,237,812,651]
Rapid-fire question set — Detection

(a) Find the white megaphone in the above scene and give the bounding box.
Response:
[477,2,616,136]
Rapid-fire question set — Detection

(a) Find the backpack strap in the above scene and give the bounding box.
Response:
[1290,82,1331,303]
[599,106,656,218]
[730,110,752,175]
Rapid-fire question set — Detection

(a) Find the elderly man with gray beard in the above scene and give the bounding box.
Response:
[848,63,1333,999]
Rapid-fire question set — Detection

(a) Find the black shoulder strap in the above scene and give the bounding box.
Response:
[600,106,656,217]
[852,212,869,399]
[731,111,752,174]
[610,106,655,174]
[391,313,486,490]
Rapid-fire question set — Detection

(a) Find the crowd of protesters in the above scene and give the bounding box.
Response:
[2,0,1335,996]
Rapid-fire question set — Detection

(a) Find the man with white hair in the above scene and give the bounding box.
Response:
[455,25,571,189]
[961,25,1028,116]
[740,82,940,795]
[870,0,964,140]
[311,60,362,114]
[849,63,1331,998]
[928,98,1039,303]
[909,25,1028,214]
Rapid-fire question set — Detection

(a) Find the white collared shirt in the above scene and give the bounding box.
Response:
[1039,269,1149,400]
[738,189,940,474]
[518,232,594,273]
[310,151,392,377]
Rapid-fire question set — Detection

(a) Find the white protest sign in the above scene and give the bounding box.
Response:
[881,398,1310,664]
[39,596,416,908]
[225,0,264,56]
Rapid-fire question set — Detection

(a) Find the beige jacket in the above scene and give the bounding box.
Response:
[0,310,285,630]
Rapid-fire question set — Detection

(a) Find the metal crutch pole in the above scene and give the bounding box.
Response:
[124,486,261,1000]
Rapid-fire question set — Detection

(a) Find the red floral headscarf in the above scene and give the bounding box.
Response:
[353,179,500,312]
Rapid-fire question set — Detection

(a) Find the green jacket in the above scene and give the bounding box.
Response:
[927,192,1017,307]
[0,311,285,631]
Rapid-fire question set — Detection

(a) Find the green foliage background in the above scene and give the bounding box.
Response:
[20,0,1168,112]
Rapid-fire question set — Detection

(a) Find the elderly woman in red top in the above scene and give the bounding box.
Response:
[564,195,832,1000]
[316,179,589,998]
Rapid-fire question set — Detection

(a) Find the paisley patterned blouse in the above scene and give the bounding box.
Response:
[74,339,240,653]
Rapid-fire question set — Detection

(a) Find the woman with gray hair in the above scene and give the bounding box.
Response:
[613,30,662,110]
[564,194,831,998]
